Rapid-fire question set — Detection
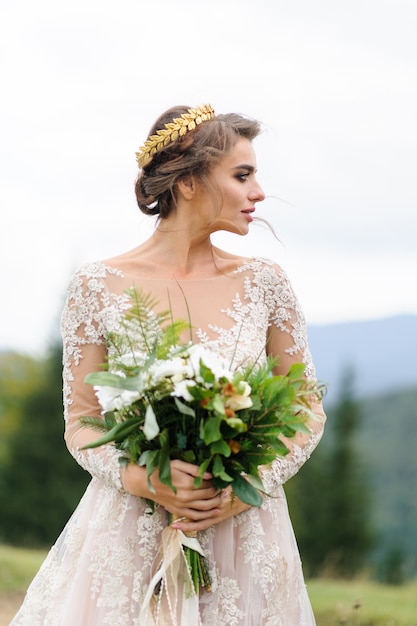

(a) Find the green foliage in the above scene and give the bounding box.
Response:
[376,545,408,586]
[277,378,417,581]
[109,286,191,361]
[356,387,417,581]
[322,367,375,576]
[0,343,90,547]
[82,358,318,508]
[0,352,44,463]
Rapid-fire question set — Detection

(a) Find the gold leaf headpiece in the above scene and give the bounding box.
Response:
[135,104,215,168]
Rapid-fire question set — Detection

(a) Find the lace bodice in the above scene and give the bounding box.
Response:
[60,256,326,492]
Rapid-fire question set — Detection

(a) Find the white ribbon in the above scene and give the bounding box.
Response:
[139,527,205,626]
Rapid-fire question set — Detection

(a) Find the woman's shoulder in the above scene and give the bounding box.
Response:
[71,244,147,279]
[212,248,284,276]
[68,260,125,287]
[234,255,286,278]
[65,259,128,302]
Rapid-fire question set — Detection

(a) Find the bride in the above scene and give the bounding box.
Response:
[10,104,326,625]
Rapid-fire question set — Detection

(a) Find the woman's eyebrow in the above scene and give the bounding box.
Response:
[231,164,256,172]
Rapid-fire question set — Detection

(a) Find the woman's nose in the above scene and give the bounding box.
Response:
[250,180,266,203]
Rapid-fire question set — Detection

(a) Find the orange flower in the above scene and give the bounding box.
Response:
[227,440,241,454]
[222,382,236,397]
[224,381,253,411]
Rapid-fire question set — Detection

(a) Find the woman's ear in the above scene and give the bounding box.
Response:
[176,176,196,200]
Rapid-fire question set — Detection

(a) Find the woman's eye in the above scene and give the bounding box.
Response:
[236,173,249,182]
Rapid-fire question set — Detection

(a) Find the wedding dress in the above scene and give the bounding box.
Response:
[10,256,325,626]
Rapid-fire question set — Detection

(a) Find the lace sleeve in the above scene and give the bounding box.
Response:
[60,263,130,490]
[259,262,326,490]
[261,432,324,496]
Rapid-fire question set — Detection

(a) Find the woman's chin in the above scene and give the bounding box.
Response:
[211,221,250,237]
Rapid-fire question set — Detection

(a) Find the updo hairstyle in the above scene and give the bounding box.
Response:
[135,106,261,217]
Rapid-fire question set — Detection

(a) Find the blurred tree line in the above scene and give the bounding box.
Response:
[285,367,375,578]
[0,344,90,546]
[0,343,409,582]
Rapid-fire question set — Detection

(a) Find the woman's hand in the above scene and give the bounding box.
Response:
[121,459,252,529]
[121,459,223,522]
[171,486,252,533]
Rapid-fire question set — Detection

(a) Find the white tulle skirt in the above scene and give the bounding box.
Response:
[10,477,316,626]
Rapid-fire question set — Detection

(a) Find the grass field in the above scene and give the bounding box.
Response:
[0,544,46,625]
[308,577,417,625]
[1,544,416,625]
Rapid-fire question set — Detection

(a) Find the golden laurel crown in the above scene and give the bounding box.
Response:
[136,104,215,168]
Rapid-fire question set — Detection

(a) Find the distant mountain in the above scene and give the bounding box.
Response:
[307,314,417,405]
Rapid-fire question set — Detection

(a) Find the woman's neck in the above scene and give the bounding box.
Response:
[138,229,221,279]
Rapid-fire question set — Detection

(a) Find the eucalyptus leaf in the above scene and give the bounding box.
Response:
[209,439,231,456]
[212,455,233,482]
[212,394,225,415]
[201,415,222,444]
[231,472,263,507]
[141,449,159,493]
[85,371,143,392]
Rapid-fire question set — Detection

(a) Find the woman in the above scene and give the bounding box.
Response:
[11,104,326,625]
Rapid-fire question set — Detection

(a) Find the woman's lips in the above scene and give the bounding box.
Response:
[241,209,255,222]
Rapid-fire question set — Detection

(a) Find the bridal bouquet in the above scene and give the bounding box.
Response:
[80,288,323,611]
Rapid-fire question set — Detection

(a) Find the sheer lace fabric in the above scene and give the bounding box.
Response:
[11,257,325,626]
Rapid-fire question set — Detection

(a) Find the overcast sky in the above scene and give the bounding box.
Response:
[1,0,416,356]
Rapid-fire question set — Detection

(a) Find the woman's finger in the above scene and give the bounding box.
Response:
[170,459,212,480]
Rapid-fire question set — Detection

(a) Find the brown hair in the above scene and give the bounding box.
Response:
[135,106,262,217]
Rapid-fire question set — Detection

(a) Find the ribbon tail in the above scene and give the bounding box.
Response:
[139,526,204,625]
[177,529,207,557]
[138,562,164,626]
[181,593,201,626]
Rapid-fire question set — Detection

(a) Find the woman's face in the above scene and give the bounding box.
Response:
[204,137,266,236]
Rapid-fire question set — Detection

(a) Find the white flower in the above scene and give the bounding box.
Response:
[149,357,192,385]
[94,385,141,412]
[187,344,233,381]
[171,379,196,402]
[226,394,253,411]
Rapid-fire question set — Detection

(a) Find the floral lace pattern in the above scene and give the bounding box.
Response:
[261,432,324,497]
[10,257,324,626]
[197,258,316,379]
